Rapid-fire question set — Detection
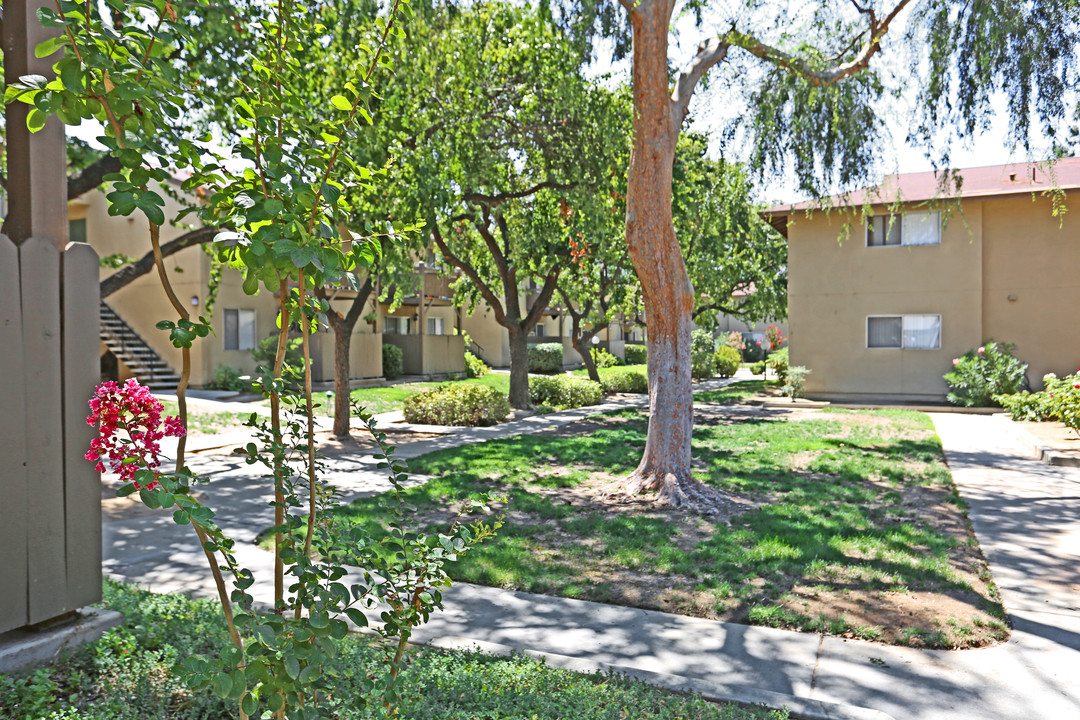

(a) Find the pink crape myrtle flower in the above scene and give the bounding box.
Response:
[977,346,985,354]
[85,378,185,489]
[952,358,960,366]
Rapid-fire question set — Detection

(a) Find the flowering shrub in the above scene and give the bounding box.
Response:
[404,384,511,426]
[601,368,649,394]
[624,344,648,365]
[713,346,741,378]
[85,379,185,489]
[719,331,746,351]
[998,371,1080,435]
[944,341,1028,407]
[528,343,564,373]
[765,324,787,352]
[742,338,766,363]
[529,375,603,410]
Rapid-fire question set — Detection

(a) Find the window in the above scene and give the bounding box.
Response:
[867,314,941,349]
[385,317,410,335]
[866,211,941,247]
[224,309,256,351]
[534,324,546,337]
[426,317,444,335]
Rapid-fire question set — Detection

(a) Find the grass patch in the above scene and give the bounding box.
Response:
[159,400,254,436]
[322,401,1007,648]
[694,379,776,405]
[0,581,785,720]
[570,364,648,378]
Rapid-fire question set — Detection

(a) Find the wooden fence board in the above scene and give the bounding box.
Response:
[62,242,101,608]
[0,235,30,633]
[20,236,67,623]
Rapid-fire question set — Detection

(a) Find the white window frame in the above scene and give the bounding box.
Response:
[866,314,942,349]
[385,317,410,335]
[534,324,546,338]
[223,308,257,351]
[866,211,941,248]
[426,317,444,335]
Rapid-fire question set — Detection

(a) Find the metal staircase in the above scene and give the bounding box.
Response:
[99,301,182,392]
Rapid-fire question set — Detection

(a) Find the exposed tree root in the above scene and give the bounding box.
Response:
[605,466,738,517]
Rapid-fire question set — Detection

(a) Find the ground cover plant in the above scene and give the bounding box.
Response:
[403,384,511,426]
[0,581,786,720]
[325,396,1008,649]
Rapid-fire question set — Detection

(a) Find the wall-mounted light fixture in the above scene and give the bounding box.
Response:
[191,296,200,306]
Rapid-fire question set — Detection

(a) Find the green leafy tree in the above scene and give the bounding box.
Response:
[545,0,1079,508]
[674,135,786,330]
[383,3,627,408]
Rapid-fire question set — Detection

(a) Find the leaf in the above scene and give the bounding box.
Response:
[26,108,47,132]
[330,95,352,111]
[211,672,233,699]
[344,608,368,628]
[34,36,67,58]
[283,654,300,680]
[240,692,257,716]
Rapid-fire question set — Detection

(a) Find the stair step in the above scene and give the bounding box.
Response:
[99,300,181,392]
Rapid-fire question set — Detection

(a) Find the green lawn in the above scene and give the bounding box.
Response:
[324,398,1007,648]
[570,363,648,378]
[310,374,511,416]
[159,400,255,436]
[0,580,785,720]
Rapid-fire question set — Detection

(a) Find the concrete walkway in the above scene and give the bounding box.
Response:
[101,391,1080,720]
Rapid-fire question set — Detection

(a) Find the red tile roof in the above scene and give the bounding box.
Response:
[768,157,1080,216]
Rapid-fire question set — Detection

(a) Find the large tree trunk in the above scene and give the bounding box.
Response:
[611,1,723,511]
[507,327,530,409]
[576,337,601,383]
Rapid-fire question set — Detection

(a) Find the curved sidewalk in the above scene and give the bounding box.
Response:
[103,396,1080,719]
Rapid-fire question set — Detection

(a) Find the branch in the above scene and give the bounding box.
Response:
[671,37,730,128]
[523,267,562,331]
[430,221,509,328]
[723,0,909,86]
[463,179,577,209]
[67,154,123,199]
[100,226,217,298]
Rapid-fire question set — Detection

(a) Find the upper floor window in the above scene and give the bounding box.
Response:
[533,324,546,338]
[867,314,941,349]
[384,317,410,335]
[426,317,444,335]
[867,211,941,247]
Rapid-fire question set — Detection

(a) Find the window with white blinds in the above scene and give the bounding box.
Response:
[867,315,941,349]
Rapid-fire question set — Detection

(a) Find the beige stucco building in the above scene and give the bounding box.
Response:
[772,159,1080,402]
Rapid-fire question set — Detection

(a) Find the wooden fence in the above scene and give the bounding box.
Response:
[0,235,101,633]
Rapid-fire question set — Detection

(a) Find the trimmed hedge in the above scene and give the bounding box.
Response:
[624,344,647,365]
[529,375,602,410]
[714,346,741,378]
[383,343,404,380]
[601,368,648,394]
[403,384,510,426]
[528,343,564,373]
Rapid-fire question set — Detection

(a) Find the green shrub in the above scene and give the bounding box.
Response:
[590,347,623,368]
[751,359,768,376]
[528,343,564,373]
[714,346,741,378]
[624,344,647,365]
[529,375,603,410]
[403,383,510,426]
[251,334,302,370]
[208,365,249,392]
[601,368,648,393]
[383,343,404,380]
[691,329,716,379]
[465,350,489,378]
[944,341,1027,407]
[766,347,789,382]
[997,389,1054,421]
[783,366,811,399]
